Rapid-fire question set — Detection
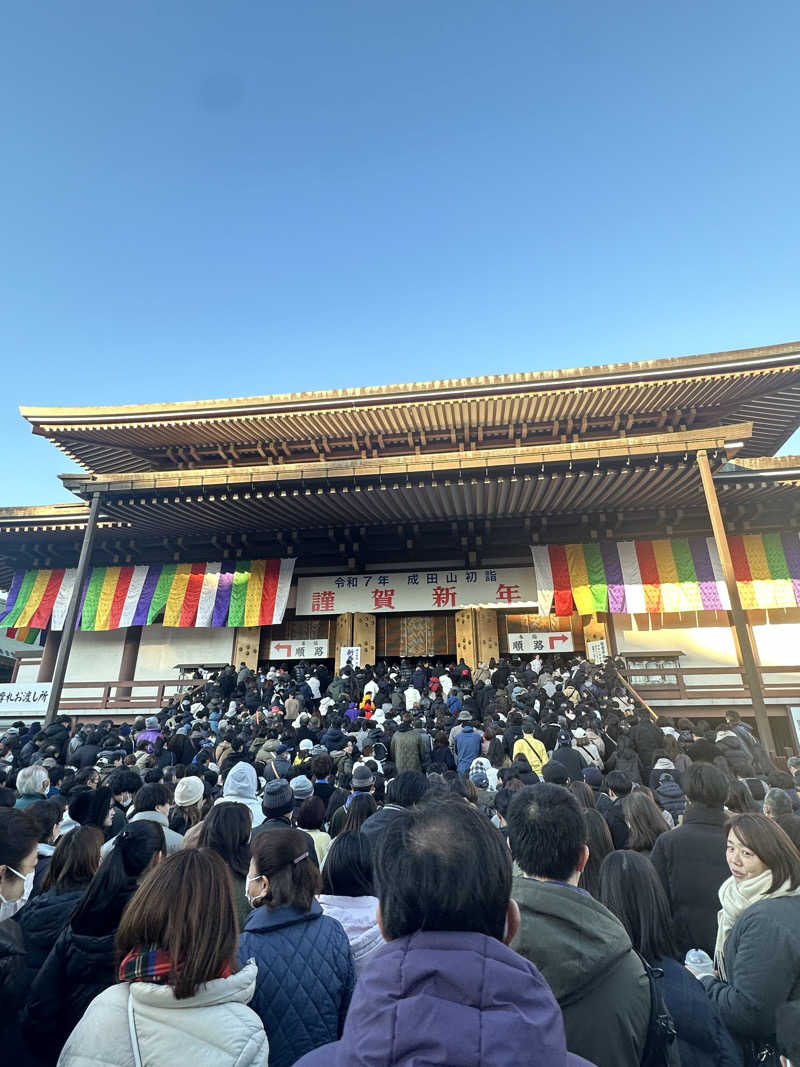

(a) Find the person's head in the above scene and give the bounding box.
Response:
[623,792,669,852]
[15,765,50,798]
[197,802,252,880]
[296,795,326,832]
[117,849,239,999]
[763,787,793,819]
[726,778,756,814]
[248,827,321,912]
[0,808,39,913]
[321,830,374,897]
[107,769,142,808]
[342,792,377,833]
[567,781,595,809]
[71,819,165,927]
[605,771,632,800]
[578,808,614,899]
[75,767,101,789]
[507,784,588,882]
[173,776,205,826]
[68,785,115,830]
[25,798,63,845]
[133,782,170,817]
[599,850,679,964]
[387,770,428,809]
[375,797,516,944]
[43,825,102,893]
[683,761,729,809]
[725,813,800,892]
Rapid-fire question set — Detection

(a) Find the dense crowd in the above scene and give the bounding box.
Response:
[1,653,800,1066]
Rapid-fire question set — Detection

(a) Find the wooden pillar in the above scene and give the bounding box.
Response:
[115,625,142,699]
[697,450,774,752]
[476,608,500,664]
[37,629,62,682]
[234,627,261,671]
[334,613,353,670]
[352,613,376,667]
[455,608,477,667]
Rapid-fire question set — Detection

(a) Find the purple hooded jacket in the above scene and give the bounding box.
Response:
[294,930,595,1066]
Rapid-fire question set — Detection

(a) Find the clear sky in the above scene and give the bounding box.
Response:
[2,2,799,506]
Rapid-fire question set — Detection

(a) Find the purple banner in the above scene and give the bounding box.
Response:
[211,561,236,627]
[600,541,626,613]
[0,570,25,624]
[132,564,163,627]
[780,532,800,606]
[688,538,722,610]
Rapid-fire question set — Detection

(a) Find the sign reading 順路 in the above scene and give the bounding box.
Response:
[507,632,575,654]
[268,640,329,661]
[296,567,536,615]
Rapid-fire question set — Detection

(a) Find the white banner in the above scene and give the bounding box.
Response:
[268,639,329,661]
[586,638,609,665]
[340,645,361,668]
[0,682,52,714]
[507,631,575,654]
[297,567,537,615]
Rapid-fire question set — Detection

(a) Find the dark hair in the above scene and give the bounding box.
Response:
[579,809,614,899]
[24,799,63,843]
[107,769,142,799]
[388,771,428,808]
[683,762,729,808]
[72,819,165,927]
[726,813,800,893]
[133,783,169,813]
[600,850,679,963]
[321,831,374,896]
[376,798,511,941]
[623,792,669,852]
[198,803,251,880]
[568,782,595,809]
[726,778,757,813]
[342,793,377,833]
[0,808,39,869]
[508,784,586,880]
[297,796,326,831]
[250,827,321,911]
[117,849,238,999]
[311,754,333,780]
[43,825,102,893]
[606,771,633,797]
[0,787,16,809]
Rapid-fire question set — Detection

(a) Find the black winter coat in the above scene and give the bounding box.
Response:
[14,888,84,997]
[656,956,742,1067]
[0,917,27,1057]
[604,797,630,849]
[715,734,755,777]
[650,804,729,957]
[550,745,585,782]
[630,721,664,775]
[21,880,138,1065]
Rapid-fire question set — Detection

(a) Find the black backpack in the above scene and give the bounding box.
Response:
[638,954,678,1067]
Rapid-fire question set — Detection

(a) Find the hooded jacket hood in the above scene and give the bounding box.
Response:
[213,762,265,826]
[318,895,383,974]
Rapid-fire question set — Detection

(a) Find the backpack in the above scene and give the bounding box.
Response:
[638,954,678,1067]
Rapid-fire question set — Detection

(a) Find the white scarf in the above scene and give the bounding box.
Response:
[714,869,800,979]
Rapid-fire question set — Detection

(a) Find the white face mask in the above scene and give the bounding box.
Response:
[0,865,35,920]
[245,874,265,909]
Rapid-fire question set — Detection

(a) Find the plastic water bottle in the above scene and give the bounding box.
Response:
[685,949,714,977]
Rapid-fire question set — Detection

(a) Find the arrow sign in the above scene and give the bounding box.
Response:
[548,634,570,650]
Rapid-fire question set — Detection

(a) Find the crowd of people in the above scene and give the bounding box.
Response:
[1,652,800,1066]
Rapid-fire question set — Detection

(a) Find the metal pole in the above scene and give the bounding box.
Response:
[696,451,775,752]
[44,492,102,726]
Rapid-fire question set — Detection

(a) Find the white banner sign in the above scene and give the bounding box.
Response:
[340,645,362,668]
[586,638,609,665]
[268,639,329,661]
[297,567,537,615]
[507,631,575,654]
[0,682,52,714]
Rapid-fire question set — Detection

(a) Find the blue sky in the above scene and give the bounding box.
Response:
[2,2,799,506]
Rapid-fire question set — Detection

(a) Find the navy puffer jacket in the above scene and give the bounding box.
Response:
[239,900,354,1067]
[654,772,687,822]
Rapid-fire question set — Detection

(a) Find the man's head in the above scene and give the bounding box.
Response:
[521,718,534,736]
[132,782,170,818]
[507,784,588,883]
[605,771,633,800]
[386,770,429,809]
[683,762,729,809]
[763,787,793,820]
[15,765,50,798]
[375,797,516,944]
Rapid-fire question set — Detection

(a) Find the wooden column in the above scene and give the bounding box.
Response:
[455,608,477,666]
[334,613,353,670]
[234,627,261,671]
[37,629,62,682]
[115,625,142,699]
[697,450,774,751]
[476,608,500,664]
[352,613,376,667]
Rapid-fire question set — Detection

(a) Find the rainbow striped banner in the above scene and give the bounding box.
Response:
[1,558,295,633]
[531,534,800,614]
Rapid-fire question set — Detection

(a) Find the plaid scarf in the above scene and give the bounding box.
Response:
[119,945,233,985]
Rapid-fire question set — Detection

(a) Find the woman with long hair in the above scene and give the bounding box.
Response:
[623,791,669,857]
[702,813,800,1056]
[341,793,377,834]
[296,796,332,868]
[22,819,165,1064]
[197,802,252,930]
[578,809,613,900]
[168,775,205,836]
[240,827,354,1067]
[58,849,267,1066]
[318,831,382,975]
[599,850,740,1067]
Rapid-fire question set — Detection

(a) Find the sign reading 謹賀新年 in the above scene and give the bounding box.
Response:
[507,632,575,655]
[0,682,52,715]
[268,640,329,662]
[296,567,537,615]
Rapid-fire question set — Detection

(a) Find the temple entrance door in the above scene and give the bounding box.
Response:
[377,613,456,659]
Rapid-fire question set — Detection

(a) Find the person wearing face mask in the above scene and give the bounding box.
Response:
[0,808,40,1055]
[13,765,51,810]
[701,812,800,1061]
[106,769,142,838]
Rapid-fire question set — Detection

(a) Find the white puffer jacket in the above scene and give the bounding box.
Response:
[318,894,384,976]
[57,961,267,1067]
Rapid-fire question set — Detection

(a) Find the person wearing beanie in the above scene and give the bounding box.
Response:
[290,775,314,802]
[136,716,162,752]
[251,780,318,866]
[541,762,570,786]
[170,775,206,836]
[213,762,265,828]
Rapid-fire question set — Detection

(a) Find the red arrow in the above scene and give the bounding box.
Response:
[549,635,569,649]
[274,643,292,657]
